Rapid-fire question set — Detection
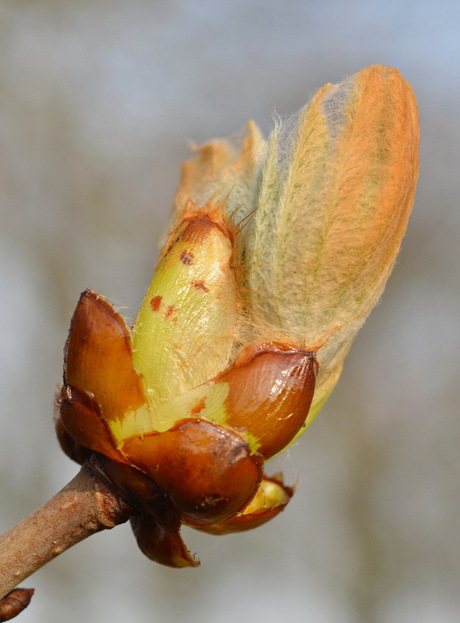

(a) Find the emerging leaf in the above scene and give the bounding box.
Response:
[56,65,419,567]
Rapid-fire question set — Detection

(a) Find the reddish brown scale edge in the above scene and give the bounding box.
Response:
[56,386,200,569]
[64,289,148,425]
[130,514,199,568]
[0,588,35,622]
[197,475,294,535]
[215,342,318,459]
[58,385,123,463]
[121,418,264,527]
[99,457,198,568]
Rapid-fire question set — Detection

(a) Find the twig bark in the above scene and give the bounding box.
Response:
[0,454,134,601]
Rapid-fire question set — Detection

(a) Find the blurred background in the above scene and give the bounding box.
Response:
[1,1,459,622]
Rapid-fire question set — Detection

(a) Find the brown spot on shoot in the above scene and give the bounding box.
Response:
[192,281,209,293]
[150,295,162,311]
[179,250,194,265]
[190,398,206,415]
[164,305,179,320]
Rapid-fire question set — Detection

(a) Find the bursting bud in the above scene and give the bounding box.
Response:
[56,65,419,567]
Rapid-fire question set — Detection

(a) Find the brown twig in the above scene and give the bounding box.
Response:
[0,454,134,605]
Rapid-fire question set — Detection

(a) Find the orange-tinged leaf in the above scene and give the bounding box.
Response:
[241,66,419,430]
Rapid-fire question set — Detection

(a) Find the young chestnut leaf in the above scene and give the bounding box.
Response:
[56,65,419,567]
